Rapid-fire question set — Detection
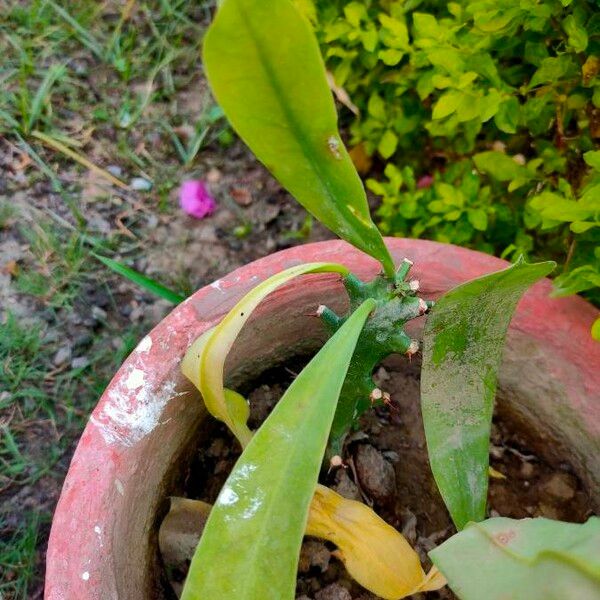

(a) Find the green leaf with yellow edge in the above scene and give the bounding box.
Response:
[592,317,600,342]
[430,517,600,599]
[203,0,395,277]
[181,299,376,600]
[421,257,555,530]
[181,263,350,447]
[307,485,446,599]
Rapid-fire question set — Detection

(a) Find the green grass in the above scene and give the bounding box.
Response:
[0,303,146,597]
[0,0,228,211]
[0,2,230,595]
[0,512,41,599]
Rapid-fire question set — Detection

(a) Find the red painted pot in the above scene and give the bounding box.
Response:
[45,239,600,599]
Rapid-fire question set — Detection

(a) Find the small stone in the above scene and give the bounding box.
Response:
[383,451,400,465]
[53,346,72,366]
[207,438,226,457]
[130,177,152,191]
[214,459,230,474]
[490,445,504,459]
[332,469,361,502]
[315,583,352,600]
[106,165,123,177]
[206,167,222,183]
[71,357,90,370]
[519,461,535,478]
[354,444,396,504]
[230,187,253,206]
[401,509,417,543]
[298,540,331,574]
[543,472,576,501]
[374,366,390,383]
[537,503,561,519]
[146,214,159,229]
[92,306,107,321]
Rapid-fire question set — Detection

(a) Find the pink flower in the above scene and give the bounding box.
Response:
[417,175,434,189]
[179,180,217,219]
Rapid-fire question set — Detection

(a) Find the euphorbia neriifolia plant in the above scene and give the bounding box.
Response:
[170,0,600,598]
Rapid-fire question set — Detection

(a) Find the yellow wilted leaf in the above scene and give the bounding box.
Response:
[181,263,350,447]
[489,466,507,480]
[306,485,446,599]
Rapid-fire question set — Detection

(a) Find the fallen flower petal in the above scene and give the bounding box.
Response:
[180,179,217,219]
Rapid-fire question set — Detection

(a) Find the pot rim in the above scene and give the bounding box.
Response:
[45,238,600,600]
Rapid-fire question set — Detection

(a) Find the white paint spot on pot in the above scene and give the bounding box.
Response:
[135,336,152,353]
[94,524,104,548]
[90,350,186,447]
[210,279,225,293]
[125,368,145,390]
[91,377,178,447]
[115,479,125,495]
[81,571,90,581]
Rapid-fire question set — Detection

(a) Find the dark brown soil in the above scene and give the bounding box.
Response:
[164,354,595,599]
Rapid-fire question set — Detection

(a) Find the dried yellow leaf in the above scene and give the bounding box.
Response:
[488,466,507,480]
[306,485,446,599]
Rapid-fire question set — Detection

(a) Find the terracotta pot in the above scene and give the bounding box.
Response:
[45,239,600,599]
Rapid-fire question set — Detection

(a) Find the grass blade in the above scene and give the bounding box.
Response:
[92,253,185,304]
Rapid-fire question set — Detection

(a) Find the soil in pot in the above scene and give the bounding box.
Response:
[161,355,595,600]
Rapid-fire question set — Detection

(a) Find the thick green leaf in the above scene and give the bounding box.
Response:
[181,299,376,600]
[92,253,185,304]
[421,258,555,529]
[430,517,600,599]
[203,0,395,277]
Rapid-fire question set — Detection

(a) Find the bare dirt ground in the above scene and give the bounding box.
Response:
[0,131,331,597]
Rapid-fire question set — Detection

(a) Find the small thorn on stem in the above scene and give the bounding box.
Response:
[316,304,342,329]
[406,339,419,359]
[329,454,346,472]
[369,387,383,404]
[408,279,420,292]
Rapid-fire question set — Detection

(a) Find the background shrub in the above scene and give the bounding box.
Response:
[302,0,600,312]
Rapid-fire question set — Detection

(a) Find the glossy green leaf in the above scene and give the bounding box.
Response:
[92,253,185,304]
[203,0,395,277]
[181,299,376,600]
[421,257,555,529]
[430,517,600,599]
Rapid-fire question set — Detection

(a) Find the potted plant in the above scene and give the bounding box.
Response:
[45,0,600,598]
